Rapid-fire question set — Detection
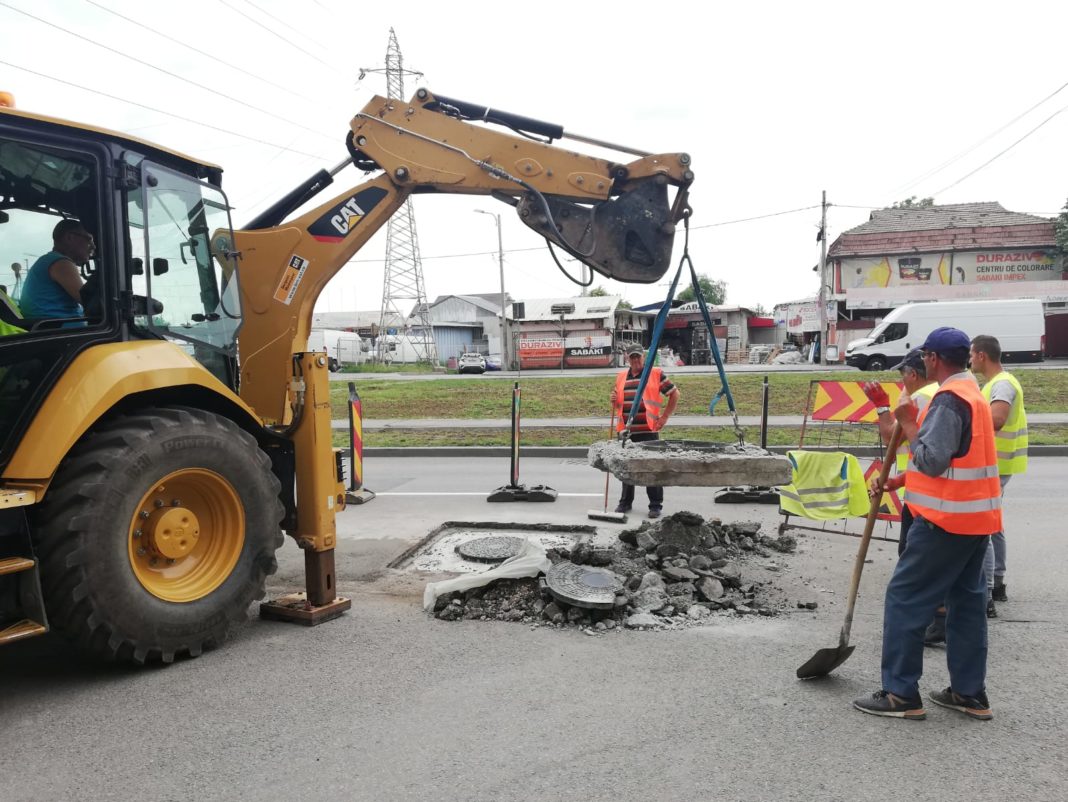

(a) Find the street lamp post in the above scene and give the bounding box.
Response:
[474,210,508,370]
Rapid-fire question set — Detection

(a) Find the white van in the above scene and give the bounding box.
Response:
[845,299,1044,371]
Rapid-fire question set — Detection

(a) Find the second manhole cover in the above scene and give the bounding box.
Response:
[545,561,623,609]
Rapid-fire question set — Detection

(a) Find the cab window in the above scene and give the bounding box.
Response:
[0,139,100,334]
[876,322,907,343]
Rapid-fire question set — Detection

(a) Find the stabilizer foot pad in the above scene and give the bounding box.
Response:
[260,593,352,626]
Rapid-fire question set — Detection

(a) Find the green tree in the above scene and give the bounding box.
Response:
[891,196,935,209]
[1055,198,1068,255]
[677,274,726,305]
[589,284,631,308]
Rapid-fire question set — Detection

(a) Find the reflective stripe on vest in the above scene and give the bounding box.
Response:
[982,371,1028,475]
[615,367,665,431]
[895,382,938,474]
[779,451,871,520]
[902,376,1002,535]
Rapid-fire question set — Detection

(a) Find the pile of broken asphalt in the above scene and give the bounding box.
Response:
[431,511,809,632]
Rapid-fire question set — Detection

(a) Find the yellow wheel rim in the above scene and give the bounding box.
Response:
[128,469,245,602]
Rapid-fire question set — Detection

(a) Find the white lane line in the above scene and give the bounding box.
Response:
[373,492,602,497]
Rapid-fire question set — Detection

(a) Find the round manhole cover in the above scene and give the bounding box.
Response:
[545,561,623,609]
[456,535,526,563]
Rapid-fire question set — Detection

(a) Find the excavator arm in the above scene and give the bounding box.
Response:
[234,89,694,422]
[232,90,694,618]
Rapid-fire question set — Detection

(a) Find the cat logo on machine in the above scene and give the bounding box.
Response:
[308,186,388,243]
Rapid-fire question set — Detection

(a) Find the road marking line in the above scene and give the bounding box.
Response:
[373,492,602,497]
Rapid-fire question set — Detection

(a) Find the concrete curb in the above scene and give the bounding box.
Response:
[366,445,1068,458]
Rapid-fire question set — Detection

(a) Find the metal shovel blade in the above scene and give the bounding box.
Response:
[796,644,856,680]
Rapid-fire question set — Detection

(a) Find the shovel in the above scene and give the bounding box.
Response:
[588,410,628,523]
[796,421,904,680]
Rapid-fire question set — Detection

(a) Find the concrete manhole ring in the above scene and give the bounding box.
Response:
[456,535,526,563]
[545,561,624,609]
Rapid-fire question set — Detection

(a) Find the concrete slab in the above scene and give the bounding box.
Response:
[588,439,793,488]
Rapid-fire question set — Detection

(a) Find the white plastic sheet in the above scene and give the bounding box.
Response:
[422,537,551,612]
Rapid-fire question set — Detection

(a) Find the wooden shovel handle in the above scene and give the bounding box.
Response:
[839,421,904,648]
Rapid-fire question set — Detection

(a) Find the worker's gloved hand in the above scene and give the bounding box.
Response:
[894,392,918,426]
[861,382,890,408]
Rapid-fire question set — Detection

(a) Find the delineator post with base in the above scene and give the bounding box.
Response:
[488,381,557,502]
[345,381,376,505]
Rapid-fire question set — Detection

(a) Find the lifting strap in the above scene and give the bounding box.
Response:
[622,215,744,443]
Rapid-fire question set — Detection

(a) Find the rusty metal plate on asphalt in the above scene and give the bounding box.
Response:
[455,535,525,563]
[545,561,624,609]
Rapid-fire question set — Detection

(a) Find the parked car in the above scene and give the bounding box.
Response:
[458,352,487,374]
[484,355,503,371]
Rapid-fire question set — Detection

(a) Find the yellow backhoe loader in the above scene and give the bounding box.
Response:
[0,89,693,662]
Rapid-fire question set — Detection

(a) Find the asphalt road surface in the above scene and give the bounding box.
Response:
[3,457,1066,801]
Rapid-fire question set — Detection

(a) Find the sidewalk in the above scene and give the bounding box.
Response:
[335,412,1068,430]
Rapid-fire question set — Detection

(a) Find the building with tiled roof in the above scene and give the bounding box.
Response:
[828,202,1064,310]
[823,201,1068,357]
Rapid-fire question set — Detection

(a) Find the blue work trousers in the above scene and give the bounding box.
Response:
[882,515,990,700]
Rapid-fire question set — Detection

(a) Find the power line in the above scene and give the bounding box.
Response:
[689,204,819,229]
[891,78,1068,197]
[83,0,313,103]
[238,0,329,50]
[216,0,341,72]
[933,102,1068,196]
[0,1,336,143]
[0,59,331,160]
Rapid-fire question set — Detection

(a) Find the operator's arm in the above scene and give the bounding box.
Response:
[909,393,971,477]
[48,259,84,303]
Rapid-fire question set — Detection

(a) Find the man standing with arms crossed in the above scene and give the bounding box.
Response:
[970,335,1027,608]
[610,345,680,519]
[854,327,1001,721]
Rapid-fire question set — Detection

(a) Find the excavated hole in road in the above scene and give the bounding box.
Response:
[411,513,804,633]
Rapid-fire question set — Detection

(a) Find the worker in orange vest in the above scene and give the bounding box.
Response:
[855,327,1001,722]
[610,344,680,519]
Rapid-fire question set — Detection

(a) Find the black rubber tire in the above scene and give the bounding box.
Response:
[866,356,887,372]
[32,407,284,663]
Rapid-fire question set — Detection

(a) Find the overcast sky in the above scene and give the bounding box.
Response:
[3,0,1067,314]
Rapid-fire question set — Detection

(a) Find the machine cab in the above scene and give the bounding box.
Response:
[0,107,242,471]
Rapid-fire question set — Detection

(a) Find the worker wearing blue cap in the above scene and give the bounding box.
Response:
[855,327,1002,722]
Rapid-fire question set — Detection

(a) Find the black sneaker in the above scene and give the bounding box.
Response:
[648,507,662,519]
[924,613,946,646]
[929,687,993,720]
[987,598,998,619]
[992,581,1008,602]
[614,503,631,514]
[853,690,926,720]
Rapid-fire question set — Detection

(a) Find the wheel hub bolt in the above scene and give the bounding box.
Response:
[167,558,176,565]
[154,500,165,508]
[171,499,182,507]
[137,547,146,556]
[134,529,142,538]
[140,511,150,519]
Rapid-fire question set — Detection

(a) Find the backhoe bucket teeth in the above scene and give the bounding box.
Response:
[516,180,677,284]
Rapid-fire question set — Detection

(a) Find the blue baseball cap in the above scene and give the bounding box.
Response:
[921,326,971,355]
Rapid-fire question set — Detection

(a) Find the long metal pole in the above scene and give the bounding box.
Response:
[495,214,508,370]
[818,190,829,366]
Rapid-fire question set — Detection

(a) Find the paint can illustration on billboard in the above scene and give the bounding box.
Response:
[898,257,932,281]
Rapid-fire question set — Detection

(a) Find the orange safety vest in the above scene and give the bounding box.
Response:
[903,375,1002,536]
[615,367,665,432]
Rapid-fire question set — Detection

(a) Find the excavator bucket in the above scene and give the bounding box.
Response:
[516,180,680,284]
